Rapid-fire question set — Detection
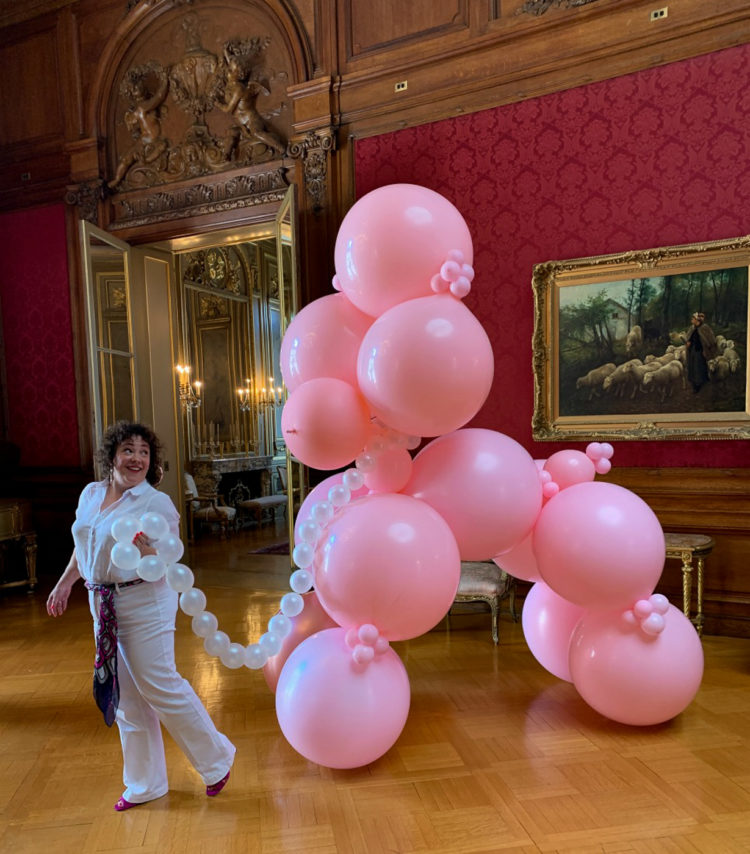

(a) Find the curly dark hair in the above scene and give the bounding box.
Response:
[96,421,163,486]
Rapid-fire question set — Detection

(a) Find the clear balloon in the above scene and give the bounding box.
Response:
[204,630,231,657]
[156,534,184,565]
[263,591,340,693]
[268,614,292,639]
[533,481,665,610]
[281,377,372,470]
[111,515,140,543]
[244,643,268,670]
[405,429,542,561]
[276,628,411,768]
[356,294,494,438]
[522,582,587,682]
[191,610,219,638]
[111,542,141,572]
[179,587,207,616]
[333,183,473,318]
[279,293,373,392]
[139,512,170,541]
[221,643,246,669]
[289,569,313,593]
[292,544,314,569]
[136,554,167,582]
[313,493,461,640]
[569,604,704,725]
[259,631,283,658]
[280,592,304,618]
[166,563,194,593]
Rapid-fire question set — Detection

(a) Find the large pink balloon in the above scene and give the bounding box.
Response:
[404,429,542,560]
[357,295,494,438]
[263,592,340,693]
[280,293,373,393]
[294,472,369,543]
[314,493,461,640]
[522,582,587,682]
[281,378,371,470]
[493,532,541,583]
[276,628,410,768]
[334,183,473,318]
[533,481,665,610]
[569,605,704,725]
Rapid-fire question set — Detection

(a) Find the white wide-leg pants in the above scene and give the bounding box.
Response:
[89,578,235,804]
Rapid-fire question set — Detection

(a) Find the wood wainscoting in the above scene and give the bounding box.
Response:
[604,467,750,638]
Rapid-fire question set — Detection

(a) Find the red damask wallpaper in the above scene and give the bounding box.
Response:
[0,204,79,467]
[355,44,750,467]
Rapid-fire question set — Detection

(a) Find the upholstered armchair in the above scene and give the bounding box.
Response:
[183,472,237,541]
[451,561,518,644]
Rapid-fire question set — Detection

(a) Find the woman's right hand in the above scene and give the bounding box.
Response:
[47,581,72,617]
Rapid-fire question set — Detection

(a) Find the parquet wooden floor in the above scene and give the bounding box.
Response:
[1,526,749,853]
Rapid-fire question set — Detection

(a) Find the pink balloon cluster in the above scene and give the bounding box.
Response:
[271,183,702,768]
[516,448,704,725]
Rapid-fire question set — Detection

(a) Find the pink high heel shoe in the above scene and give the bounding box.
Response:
[206,770,230,797]
[114,796,138,811]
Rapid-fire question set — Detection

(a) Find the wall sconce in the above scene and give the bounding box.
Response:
[237,378,253,412]
[176,364,202,409]
[257,377,283,410]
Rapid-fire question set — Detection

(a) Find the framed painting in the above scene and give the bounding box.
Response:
[532,235,750,440]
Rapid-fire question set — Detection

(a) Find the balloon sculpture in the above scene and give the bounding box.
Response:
[112,183,703,770]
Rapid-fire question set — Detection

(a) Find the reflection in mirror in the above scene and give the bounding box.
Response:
[81,223,137,448]
[177,238,284,461]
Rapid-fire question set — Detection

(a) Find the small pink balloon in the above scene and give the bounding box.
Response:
[294,472,368,542]
[334,184,473,318]
[493,531,541,583]
[281,378,372,470]
[314,493,461,640]
[405,429,542,561]
[522,582,587,682]
[533,481,665,610]
[280,293,373,393]
[262,591,340,693]
[543,450,596,491]
[364,446,413,493]
[357,294,494,438]
[569,604,704,725]
[276,628,411,768]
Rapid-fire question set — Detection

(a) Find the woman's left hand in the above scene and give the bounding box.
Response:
[132,532,157,557]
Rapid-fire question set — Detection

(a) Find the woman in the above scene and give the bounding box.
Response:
[686,312,718,392]
[47,421,235,811]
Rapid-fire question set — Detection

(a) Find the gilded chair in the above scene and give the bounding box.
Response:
[450,561,517,644]
[183,472,236,541]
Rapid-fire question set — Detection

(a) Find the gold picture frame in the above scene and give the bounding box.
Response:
[532,235,750,441]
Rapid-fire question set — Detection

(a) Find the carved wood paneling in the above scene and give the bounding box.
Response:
[0,25,64,146]
[343,0,468,60]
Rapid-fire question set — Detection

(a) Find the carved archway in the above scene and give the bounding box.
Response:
[79,0,324,242]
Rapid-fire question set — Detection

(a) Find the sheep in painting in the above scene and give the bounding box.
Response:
[642,361,684,402]
[623,361,661,397]
[708,355,731,383]
[576,363,617,400]
[723,347,741,373]
[625,325,643,357]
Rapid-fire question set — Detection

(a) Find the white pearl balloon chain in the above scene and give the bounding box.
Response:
[108,432,420,671]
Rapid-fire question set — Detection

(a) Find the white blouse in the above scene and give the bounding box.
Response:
[72,479,180,585]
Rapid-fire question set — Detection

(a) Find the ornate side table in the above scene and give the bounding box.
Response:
[0,498,37,593]
[663,532,715,636]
